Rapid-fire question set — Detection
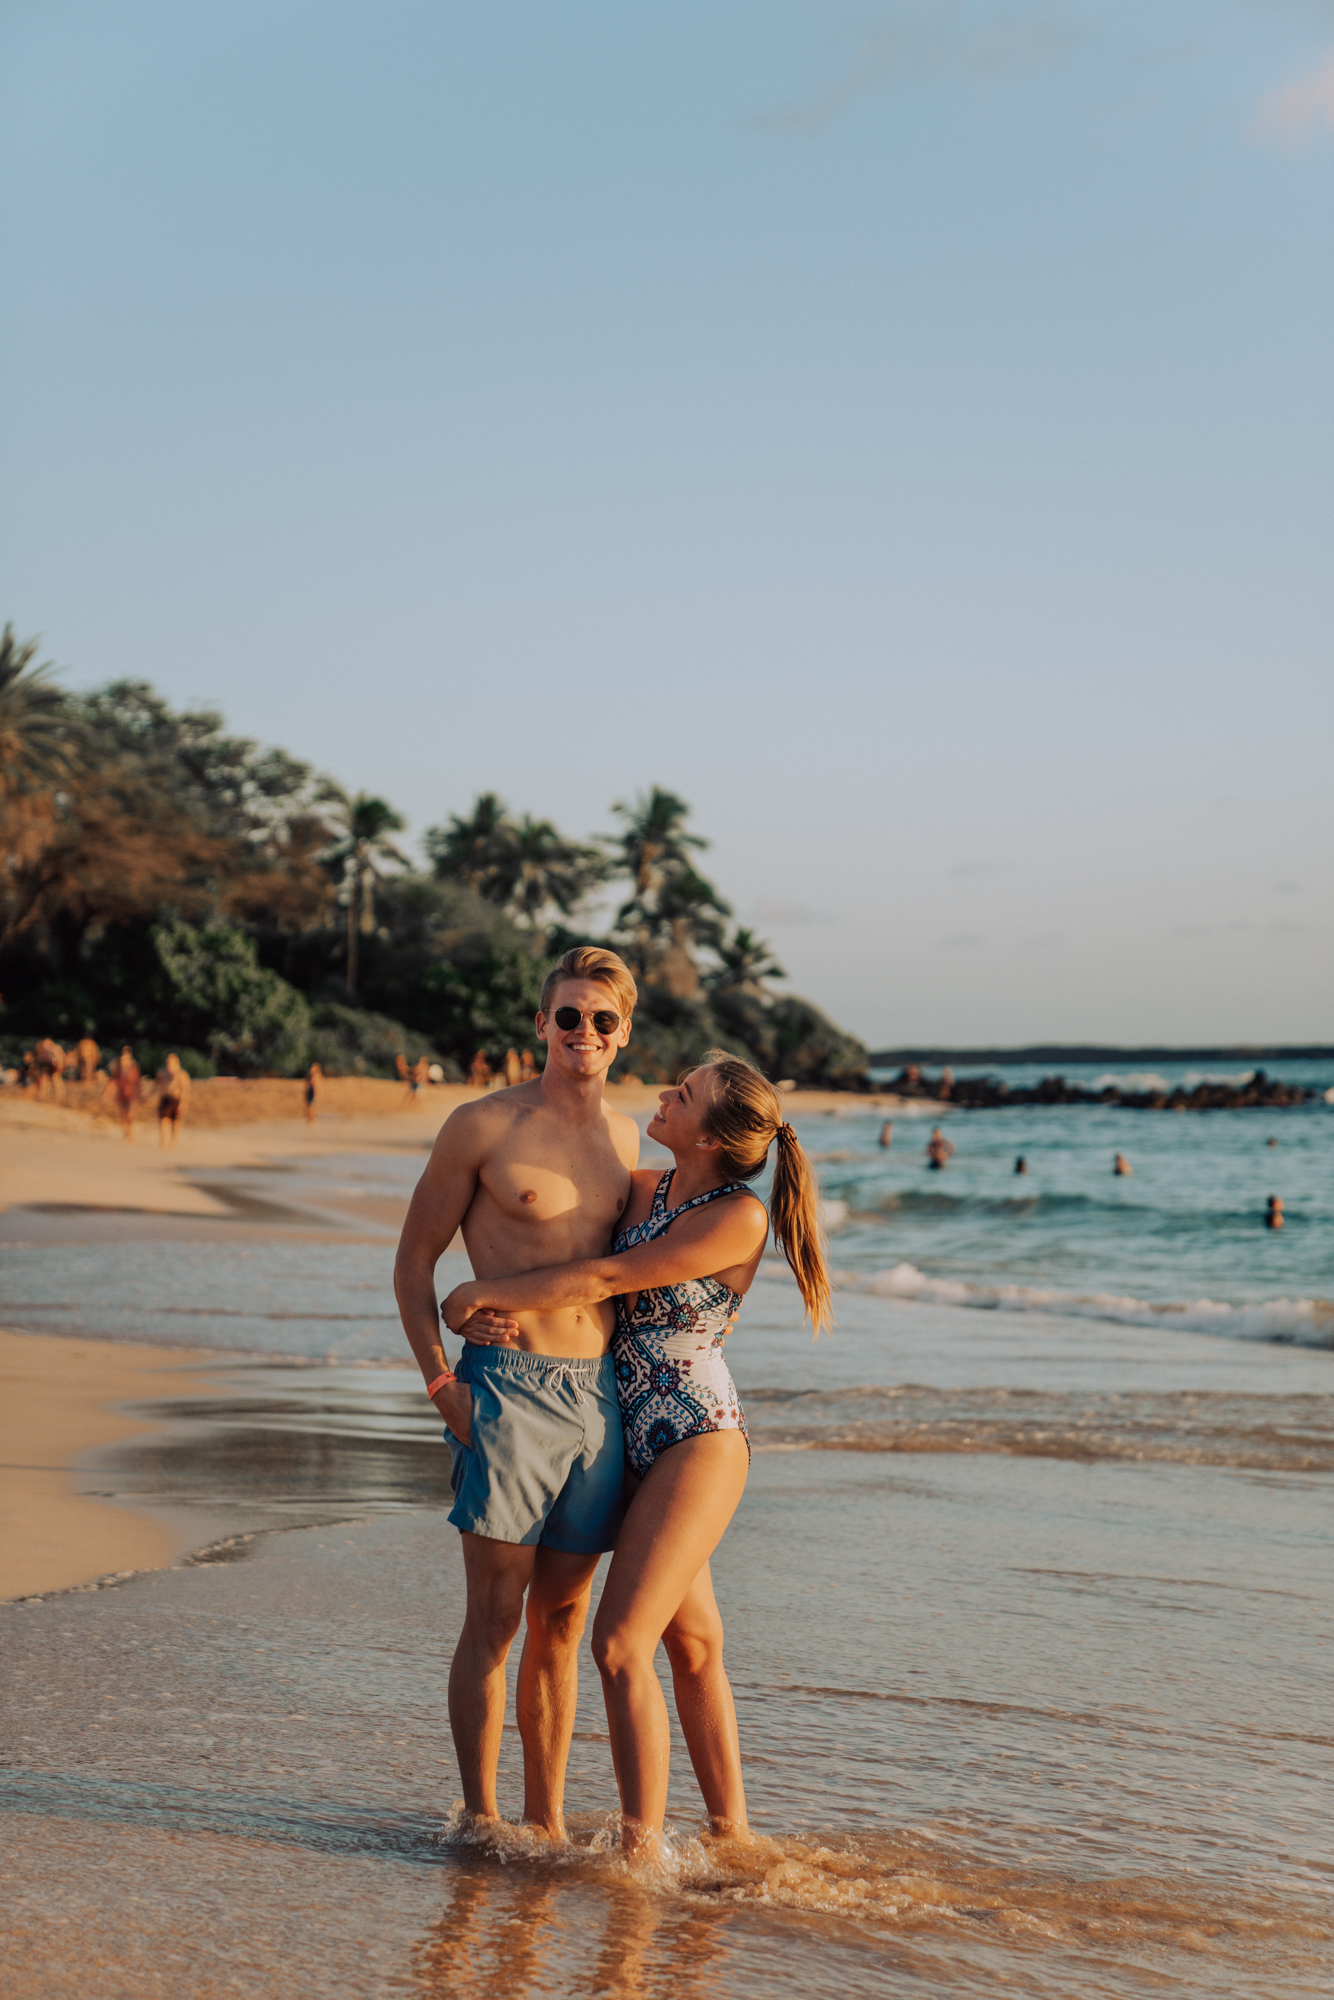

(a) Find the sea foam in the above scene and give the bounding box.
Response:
[839,1263,1334,1347]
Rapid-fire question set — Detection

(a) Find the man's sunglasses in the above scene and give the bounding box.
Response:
[552,1006,621,1035]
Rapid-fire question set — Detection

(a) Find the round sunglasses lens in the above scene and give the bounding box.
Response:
[591,1013,620,1034]
[554,1008,581,1029]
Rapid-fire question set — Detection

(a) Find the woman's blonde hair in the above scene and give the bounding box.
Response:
[692,1049,832,1334]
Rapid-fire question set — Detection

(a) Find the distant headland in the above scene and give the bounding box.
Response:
[870,1045,1334,1068]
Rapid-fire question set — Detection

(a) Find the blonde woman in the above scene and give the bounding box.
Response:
[441,1050,831,1853]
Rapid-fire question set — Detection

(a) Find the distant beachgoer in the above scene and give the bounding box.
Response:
[1113,1153,1132,1177]
[401,1054,429,1107]
[519,1050,538,1083]
[304,1062,323,1125]
[1265,1195,1284,1231]
[106,1048,142,1140]
[1266,1137,1278,1148]
[20,1051,37,1089]
[156,1054,190,1149]
[395,1053,410,1084]
[34,1037,65,1102]
[504,1048,522,1088]
[926,1127,955,1171]
[878,1120,893,1149]
[76,1036,100,1084]
[1014,1156,1028,1175]
[939,1066,954,1101]
[468,1050,492,1090]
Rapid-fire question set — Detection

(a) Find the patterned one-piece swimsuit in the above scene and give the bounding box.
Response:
[611,1169,751,1476]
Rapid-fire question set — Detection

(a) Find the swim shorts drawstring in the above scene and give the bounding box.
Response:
[551,1366,586,1407]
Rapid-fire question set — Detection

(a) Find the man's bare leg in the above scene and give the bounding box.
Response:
[448,1533,536,1818]
[515,1548,600,1835]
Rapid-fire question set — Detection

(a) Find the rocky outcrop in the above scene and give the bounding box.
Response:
[889,1067,1314,1112]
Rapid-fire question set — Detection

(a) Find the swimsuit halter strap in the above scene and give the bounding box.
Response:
[659,1176,752,1223]
[650,1170,674,1219]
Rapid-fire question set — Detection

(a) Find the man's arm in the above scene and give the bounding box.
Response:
[394,1104,489,1440]
[440,1195,768,1331]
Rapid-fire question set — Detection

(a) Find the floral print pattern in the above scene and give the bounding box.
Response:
[611,1170,751,1476]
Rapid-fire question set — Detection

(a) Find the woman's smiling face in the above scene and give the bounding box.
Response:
[647,1069,718,1156]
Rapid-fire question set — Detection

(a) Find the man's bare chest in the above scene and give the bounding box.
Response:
[475,1143,629,1239]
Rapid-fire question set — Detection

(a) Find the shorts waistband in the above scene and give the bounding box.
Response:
[456,1345,615,1382]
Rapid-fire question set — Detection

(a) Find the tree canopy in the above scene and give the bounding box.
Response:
[1,633,867,1087]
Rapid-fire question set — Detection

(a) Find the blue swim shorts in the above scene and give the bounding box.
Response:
[444,1346,624,1554]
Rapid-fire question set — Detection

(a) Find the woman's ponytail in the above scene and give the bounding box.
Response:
[770,1121,833,1334]
[694,1049,833,1335]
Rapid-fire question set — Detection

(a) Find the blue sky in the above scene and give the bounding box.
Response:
[3,1,1331,1045]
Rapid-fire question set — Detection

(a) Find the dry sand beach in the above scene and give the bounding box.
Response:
[2,1082,1331,1998]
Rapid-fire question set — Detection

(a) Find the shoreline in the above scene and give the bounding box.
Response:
[0,1083,926,1224]
[0,1330,230,1602]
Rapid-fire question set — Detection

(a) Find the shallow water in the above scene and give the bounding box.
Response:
[2,1089,1333,1992]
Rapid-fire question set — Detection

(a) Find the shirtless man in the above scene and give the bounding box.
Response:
[394,947,640,1838]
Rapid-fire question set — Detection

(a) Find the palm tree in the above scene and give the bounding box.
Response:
[325,792,408,995]
[706,927,786,997]
[505,816,607,926]
[425,795,605,927]
[424,793,512,899]
[605,788,730,992]
[0,626,74,794]
[608,787,708,900]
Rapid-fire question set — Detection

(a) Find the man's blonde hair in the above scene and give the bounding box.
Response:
[539,946,638,1022]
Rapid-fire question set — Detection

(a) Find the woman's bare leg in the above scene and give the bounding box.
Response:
[592,1432,749,1849]
[662,1562,747,1833]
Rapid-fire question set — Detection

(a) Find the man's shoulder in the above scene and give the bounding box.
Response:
[601,1101,641,1146]
[433,1090,524,1159]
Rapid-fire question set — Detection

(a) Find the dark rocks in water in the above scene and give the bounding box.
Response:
[940,1066,1314,1112]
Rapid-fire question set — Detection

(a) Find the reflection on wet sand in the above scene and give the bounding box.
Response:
[414,1845,731,2000]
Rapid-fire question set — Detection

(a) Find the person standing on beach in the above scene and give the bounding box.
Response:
[445,1050,832,1856]
[34,1037,65,1102]
[75,1036,100,1084]
[106,1047,142,1139]
[394,948,640,1839]
[304,1062,323,1125]
[156,1053,190,1148]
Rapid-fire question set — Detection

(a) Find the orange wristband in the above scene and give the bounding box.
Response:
[425,1371,455,1399]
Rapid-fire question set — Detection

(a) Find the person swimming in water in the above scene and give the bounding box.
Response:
[1014,1155,1028,1175]
[926,1127,954,1170]
[1265,1195,1284,1230]
[442,1050,831,1856]
[1113,1152,1132,1176]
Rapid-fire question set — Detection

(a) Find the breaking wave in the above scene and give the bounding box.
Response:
[838,1264,1334,1348]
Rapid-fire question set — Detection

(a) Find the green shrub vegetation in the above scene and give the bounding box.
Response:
[0,627,869,1087]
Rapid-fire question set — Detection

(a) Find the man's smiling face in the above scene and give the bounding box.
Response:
[535,977,632,1081]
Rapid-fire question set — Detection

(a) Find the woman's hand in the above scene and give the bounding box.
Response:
[456,1307,521,1347]
[441,1285,521,1343]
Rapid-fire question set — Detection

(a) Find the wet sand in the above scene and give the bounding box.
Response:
[3,1118,1332,1995]
[2,1393,1331,1998]
[0,1331,232,1600]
